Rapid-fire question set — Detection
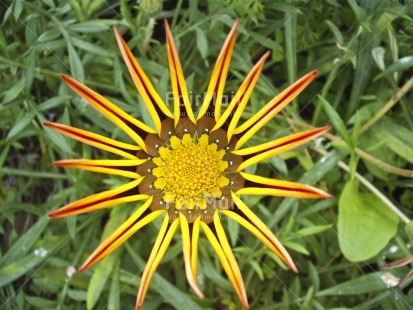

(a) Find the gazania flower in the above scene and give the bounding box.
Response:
[45,20,331,309]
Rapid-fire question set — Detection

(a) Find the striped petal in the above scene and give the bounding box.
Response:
[114,26,173,135]
[49,178,148,218]
[179,213,204,298]
[237,172,332,199]
[164,20,196,126]
[234,125,331,171]
[212,51,270,140]
[136,214,179,310]
[43,122,139,160]
[201,212,248,309]
[234,70,318,150]
[54,159,145,179]
[61,74,155,151]
[196,20,239,121]
[79,197,164,271]
[222,192,297,272]
[191,216,201,281]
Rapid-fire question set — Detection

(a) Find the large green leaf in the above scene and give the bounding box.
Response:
[338,179,399,262]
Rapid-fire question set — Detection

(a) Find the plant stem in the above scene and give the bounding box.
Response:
[360,75,413,134]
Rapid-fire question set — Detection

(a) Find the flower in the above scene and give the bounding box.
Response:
[45,20,331,309]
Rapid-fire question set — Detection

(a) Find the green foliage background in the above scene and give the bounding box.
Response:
[1,0,413,309]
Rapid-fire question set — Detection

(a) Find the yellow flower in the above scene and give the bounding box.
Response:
[45,20,331,309]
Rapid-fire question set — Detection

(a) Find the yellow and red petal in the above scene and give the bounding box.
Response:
[49,178,148,218]
[197,20,239,121]
[43,122,139,160]
[136,214,179,309]
[179,213,204,298]
[191,217,201,277]
[79,197,164,271]
[201,213,248,309]
[114,26,173,135]
[234,125,331,171]
[164,20,196,126]
[61,74,154,151]
[237,172,332,199]
[213,51,270,139]
[54,159,145,179]
[234,70,318,149]
[222,192,298,272]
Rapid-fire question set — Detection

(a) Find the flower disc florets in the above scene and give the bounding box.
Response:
[152,133,230,209]
[136,117,245,224]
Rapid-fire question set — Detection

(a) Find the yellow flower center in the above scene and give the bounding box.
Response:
[152,133,229,210]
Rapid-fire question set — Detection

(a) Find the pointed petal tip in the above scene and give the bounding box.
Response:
[52,160,67,167]
[61,74,76,87]
[113,26,122,41]
[60,73,70,81]
[232,19,240,29]
[163,18,170,30]
[325,192,334,200]
[48,209,68,219]
[321,124,332,132]
[241,297,249,309]
[43,121,53,128]
[78,263,88,273]
[262,50,271,59]
[48,211,57,219]
[309,69,318,78]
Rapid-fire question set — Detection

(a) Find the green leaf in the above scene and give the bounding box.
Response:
[0,239,63,287]
[37,95,71,111]
[338,179,399,262]
[292,225,332,238]
[251,31,282,51]
[374,56,413,80]
[86,207,128,309]
[317,271,395,296]
[33,39,67,52]
[325,20,344,45]
[266,2,302,14]
[351,110,361,148]
[404,220,413,243]
[346,0,370,31]
[68,21,110,33]
[195,28,208,59]
[37,28,61,42]
[125,243,204,310]
[108,263,120,310]
[3,79,25,103]
[6,111,36,141]
[72,37,113,57]
[67,41,85,82]
[283,241,310,255]
[227,216,239,247]
[374,120,413,164]
[25,50,36,92]
[25,296,57,308]
[87,253,121,310]
[318,95,351,146]
[249,260,264,280]
[372,47,385,71]
[1,215,49,268]
[381,7,413,22]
